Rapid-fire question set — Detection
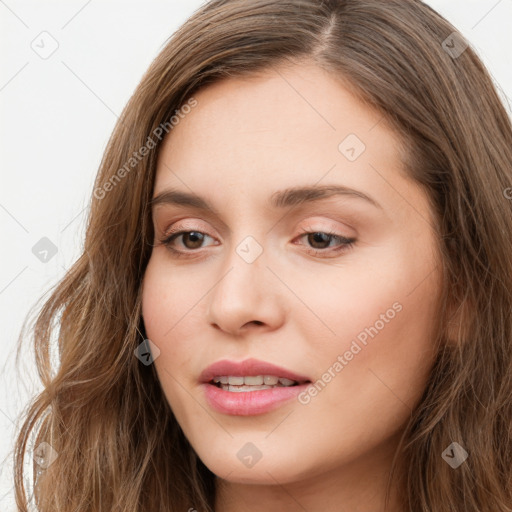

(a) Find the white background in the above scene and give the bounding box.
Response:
[1,0,511,508]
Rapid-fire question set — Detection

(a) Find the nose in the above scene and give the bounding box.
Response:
[205,239,286,336]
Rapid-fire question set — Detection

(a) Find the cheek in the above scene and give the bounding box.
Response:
[141,256,201,342]
[297,242,440,411]
[292,292,437,468]
[141,259,188,383]
[285,256,425,359]
[141,256,208,407]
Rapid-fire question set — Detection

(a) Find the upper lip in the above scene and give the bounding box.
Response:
[199,358,311,384]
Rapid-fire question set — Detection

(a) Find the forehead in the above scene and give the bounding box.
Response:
[154,62,405,207]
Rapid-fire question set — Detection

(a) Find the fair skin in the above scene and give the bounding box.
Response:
[141,61,442,511]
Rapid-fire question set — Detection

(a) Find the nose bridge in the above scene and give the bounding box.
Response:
[205,230,284,333]
[214,232,269,303]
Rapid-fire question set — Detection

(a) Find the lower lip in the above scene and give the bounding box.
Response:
[202,382,311,416]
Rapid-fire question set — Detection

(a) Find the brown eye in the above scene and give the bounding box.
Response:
[159,229,216,256]
[295,228,356,257]
[306,232,333,250]
[179,231,206,249]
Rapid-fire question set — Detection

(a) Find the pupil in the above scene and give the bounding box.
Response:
[184,231,204,249]
[308,232,330,249]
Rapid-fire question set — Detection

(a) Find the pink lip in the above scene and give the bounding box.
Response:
[199,357,311,384]
[202,382,311,416]
[199,358,312,416]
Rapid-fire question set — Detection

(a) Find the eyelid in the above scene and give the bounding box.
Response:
[161,218,351,239]
[296,217,355,236]
[161,218,212,237]
[155,205,361,232]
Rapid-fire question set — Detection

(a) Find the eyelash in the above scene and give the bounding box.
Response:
[157,225,356,259]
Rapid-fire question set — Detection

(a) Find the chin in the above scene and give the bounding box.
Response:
[200,452,312,486]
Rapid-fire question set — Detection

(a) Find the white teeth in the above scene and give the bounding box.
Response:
[244,375,264,385]
[224,385,274,392]
[227,376,245,385]
[211,375,299,387]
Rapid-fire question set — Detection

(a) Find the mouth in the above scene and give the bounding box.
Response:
[209,375,311,392]
[200,358,313,415]
[199,357,312,386]
[203,378,312,416]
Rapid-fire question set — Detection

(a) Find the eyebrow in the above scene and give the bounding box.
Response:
[149,184,382,214]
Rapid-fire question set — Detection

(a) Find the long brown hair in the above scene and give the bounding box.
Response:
[11,0,512,510]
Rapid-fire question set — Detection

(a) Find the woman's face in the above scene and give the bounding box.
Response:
[142,61,441,488]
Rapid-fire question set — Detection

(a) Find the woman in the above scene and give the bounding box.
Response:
[12,0,512,510]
